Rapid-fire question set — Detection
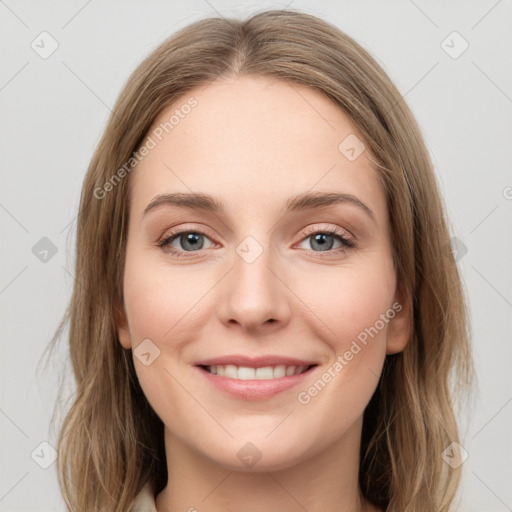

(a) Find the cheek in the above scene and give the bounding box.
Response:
[296,258,396,350]
[122,252,206,422]
[294,258,396,408]
[122,247,210,344]
[292,259,396,415]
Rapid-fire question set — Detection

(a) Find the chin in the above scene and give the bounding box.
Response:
[209,445,309,473]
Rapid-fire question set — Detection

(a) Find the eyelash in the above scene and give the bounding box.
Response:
[157,225,356,259]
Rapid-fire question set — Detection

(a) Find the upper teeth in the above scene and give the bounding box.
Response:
[207,365,309,380]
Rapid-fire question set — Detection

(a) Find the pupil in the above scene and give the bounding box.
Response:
[312,233,333,251]
[182,233,203,251]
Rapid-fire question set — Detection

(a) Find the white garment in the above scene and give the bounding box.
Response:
[128,483,157,512]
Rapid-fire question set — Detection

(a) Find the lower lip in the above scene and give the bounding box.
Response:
[195,366,317,400]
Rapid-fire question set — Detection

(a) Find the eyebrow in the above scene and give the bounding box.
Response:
[143,191,375,222]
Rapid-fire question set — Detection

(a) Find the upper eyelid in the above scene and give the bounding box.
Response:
[160,224,217,242]
[161,222,349,235]
[300,224,352,238]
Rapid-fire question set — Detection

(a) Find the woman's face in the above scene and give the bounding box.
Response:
[117,75,410,471]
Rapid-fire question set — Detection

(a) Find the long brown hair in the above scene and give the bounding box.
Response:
[46,9,473,511]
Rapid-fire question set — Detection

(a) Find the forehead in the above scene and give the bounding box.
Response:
[129,75,387,224]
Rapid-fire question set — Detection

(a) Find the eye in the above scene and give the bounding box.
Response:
[157,229,215,257]
[156,225,355,259]
[297,226,355,255]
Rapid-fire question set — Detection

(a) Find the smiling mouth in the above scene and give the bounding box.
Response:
[198,364,317,380]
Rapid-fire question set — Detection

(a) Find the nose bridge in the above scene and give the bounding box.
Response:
[218,233,290,330]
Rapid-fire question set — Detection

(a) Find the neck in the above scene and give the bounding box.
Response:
[155,417,379,512]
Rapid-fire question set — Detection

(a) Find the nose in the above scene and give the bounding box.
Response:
[216,238,292,334]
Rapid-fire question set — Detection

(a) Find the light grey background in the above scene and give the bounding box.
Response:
[1,1,511,510]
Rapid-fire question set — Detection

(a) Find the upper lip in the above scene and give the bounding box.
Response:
[195,355,318,368]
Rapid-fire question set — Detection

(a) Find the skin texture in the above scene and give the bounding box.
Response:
[117,75,411,512]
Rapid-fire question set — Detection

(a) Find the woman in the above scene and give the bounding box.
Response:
[50,8,473,512]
